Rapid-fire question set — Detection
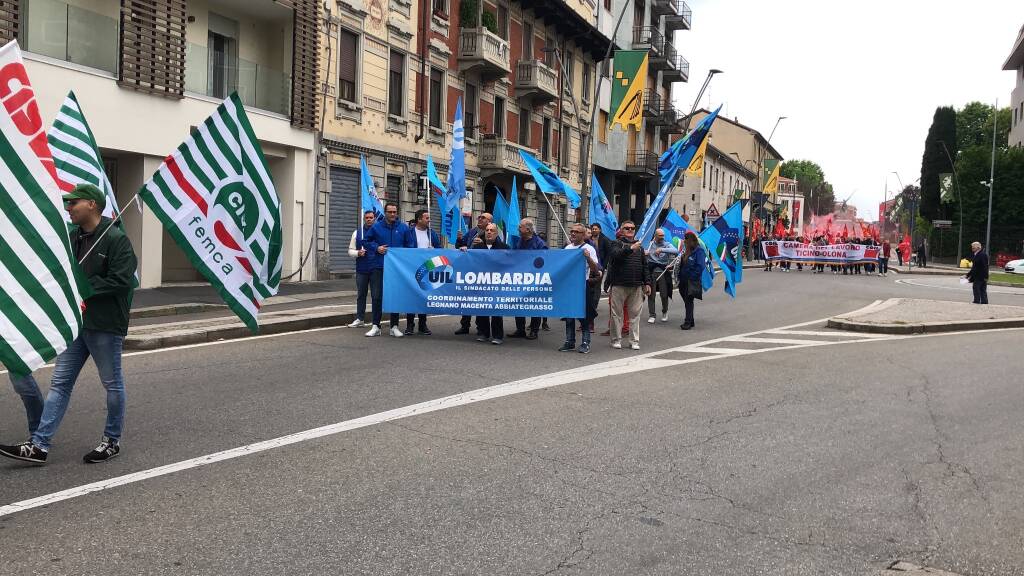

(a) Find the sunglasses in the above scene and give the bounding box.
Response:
[621,226,635,231]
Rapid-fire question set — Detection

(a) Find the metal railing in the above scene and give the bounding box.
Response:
[642,90,662,117]
[632,26,664,53]
[627,149,659,173]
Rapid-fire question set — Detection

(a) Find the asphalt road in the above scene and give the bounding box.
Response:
[0,270,1021,576]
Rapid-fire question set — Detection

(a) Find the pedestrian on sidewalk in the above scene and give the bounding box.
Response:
[677,232,705,330]
[455,212,492,335]
[878,240,890,276]
[472,223,507,344]
[966,241,989,305]
[363,202,410,337]
[509,218,547,340]
[645,229,678,324]
[402,209,440,335]
[559,224,601,354]
[606,221,651,350]
[346,210,377,329]
[1,184,137,465]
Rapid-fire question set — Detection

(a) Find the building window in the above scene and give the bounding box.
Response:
[388,50,405,117]
[386,175,402,208]
[207,14,240,99]
[523,23,533,60]
[429,68,444,129]
[581,62,591,102]
[493,97,506,137]
[604,0,611,9]
[432,0,448,17]
[542,117,552,160]
[544,37,555,68]
[598,111,608,143]
[497,5,509,40]
[519,108,531,146]
[560,126,570,164]
[465,84,478,139]
[579,134,589,179]
[563,52,574,96]
[703,162,707,188]
[338,28,359,103]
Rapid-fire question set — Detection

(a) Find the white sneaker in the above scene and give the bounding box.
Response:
[647,316,655,324]
[365,325,381,337]
[630,342,640,350]
[611,340,622,349]
[390,326,404,338]
[660,313,669,322]
[347,319,365,328]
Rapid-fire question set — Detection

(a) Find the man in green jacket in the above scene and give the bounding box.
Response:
[0,184,137,465]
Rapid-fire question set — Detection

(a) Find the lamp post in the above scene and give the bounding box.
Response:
[985,99,998,253]
[666,68,722,217]
[763,115,786,230]
[937,139,964,264]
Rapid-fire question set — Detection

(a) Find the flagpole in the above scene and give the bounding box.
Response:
[76,193,141,266]
[538,190,569,242]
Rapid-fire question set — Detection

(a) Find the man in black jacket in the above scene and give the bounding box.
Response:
[966,241,989,304]
[471,223,507,344]
[455,212,493,335]
[606,220,651,350]
[0,184,137,465]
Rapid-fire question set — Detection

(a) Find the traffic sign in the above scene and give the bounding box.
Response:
[933,220,952,229]
[706,202,721,220]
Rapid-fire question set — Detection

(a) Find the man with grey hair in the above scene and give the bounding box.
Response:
[509,217,547,339]
[455,212,495,335]
[965,241,989,304]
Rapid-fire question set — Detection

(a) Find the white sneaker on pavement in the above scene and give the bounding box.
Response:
[630,342,640,350]
[660,313,669,322]
[365,325,381,337]
[347,319,365,328]
[390,326,404,338]
[647,316,655,324]
[611,340,622,349]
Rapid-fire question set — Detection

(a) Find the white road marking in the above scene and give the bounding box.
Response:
[896,278,1024,295]
[731,336,828,346]
[763,329,888,338]
[3,300,1020,518]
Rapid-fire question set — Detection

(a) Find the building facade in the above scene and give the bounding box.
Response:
[775,176,804,234]
[1004,23,1024,148]
[678,142,753,229]
[7,0,320,287]
[591,0,691,224]
[318,0,611,275]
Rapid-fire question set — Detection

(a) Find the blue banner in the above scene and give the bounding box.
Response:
[383,248,584,318]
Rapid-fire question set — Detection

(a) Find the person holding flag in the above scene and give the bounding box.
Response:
[363,202,410,337]
[645,228,678,323]
[677,232,706,330]
[346,210,377,329]
[605,221,651,350]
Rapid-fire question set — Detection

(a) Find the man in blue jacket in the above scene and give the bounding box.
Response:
[403,209,441,334]
[509,218,547,340]
[347,210,377,332]
[363,202,410,337]
[455,212,493,335]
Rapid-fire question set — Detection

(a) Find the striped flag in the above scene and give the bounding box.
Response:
[0,41,89,375]
[47,91,124,219]
[139,93,283,331]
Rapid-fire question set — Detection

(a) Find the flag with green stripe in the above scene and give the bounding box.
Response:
[48,91,123,219]
[0,41,89,375]
[139,93,283,331]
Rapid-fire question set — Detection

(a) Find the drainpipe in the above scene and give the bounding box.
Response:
[416,0,429,142]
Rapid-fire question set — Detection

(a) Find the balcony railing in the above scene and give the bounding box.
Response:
[631,26,664,55]
[186,43,292,115]
[627,149,658,176]
[662,53,690,84]
[650,36,674,70]
[515,59,558,103]
[19,0,119,74]
[655,103,678,126]
[479,135,537,175]
[651,0,676,17]
[664,0,692,31]
[642,90,662,118]
[459,28,511,81]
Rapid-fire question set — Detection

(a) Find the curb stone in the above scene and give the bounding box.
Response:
[827,316,1024,335]
[125,310,359,350]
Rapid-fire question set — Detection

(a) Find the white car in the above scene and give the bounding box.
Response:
[1005,258,1024,274]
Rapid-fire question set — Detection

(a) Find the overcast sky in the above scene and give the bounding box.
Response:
[671,0,1024,221]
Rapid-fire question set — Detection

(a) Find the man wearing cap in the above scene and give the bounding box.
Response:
[0,184,137,465]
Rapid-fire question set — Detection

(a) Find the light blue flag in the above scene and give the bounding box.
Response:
[360,155,385,221]
[588,174,618,240]
[698,200,746,298]
[492,188,508,240]
[506,177,521,247]
[426,155,459,243]
[425,155,446,195]
[518,149,581,209]
[446,97,466,207]
[637,105,722,246]
[662,209,715,291]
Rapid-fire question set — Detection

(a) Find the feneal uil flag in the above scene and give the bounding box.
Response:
[609,50,648,131]
[48,91,123,219]
[0,41,89,375]
[762,159,780,200]
[139,93,283,332]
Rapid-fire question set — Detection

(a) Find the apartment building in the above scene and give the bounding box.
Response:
[677,142,754,229]
[592,0,690,224]
[1004,23,1023,148]
[318,0,610,275]
[8,0,320,287]
[775,176,804,233]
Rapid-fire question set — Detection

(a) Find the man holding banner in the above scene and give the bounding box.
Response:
[364,202,411,337]
[559,224,601,354]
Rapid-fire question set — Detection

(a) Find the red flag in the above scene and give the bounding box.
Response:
[774,219,786,238]
[841,224,849,240]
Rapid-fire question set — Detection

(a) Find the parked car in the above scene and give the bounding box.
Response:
[1005,258,1024,274]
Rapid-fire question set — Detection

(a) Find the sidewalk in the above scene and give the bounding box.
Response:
[827,298,1024,334]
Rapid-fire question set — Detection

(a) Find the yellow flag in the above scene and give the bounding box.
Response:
[763,162,780,201]
[685,134,708,177]
[610,53,648,131]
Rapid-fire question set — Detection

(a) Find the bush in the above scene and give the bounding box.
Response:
[481,10,498,35]
[459,0,478,27]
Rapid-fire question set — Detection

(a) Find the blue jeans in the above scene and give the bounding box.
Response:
[32,330,126,451]
[355,272,371,322]
[564,318,591,346]
[9,373,43,436]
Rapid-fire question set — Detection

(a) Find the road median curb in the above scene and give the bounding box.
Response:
[827,316,1024,334]
[125,309,358,350]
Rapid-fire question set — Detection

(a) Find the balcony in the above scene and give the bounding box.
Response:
[650,35,675,70]
[632,26,664,56]
[664,0,692,31]
[18,0,119,74]
[627,149,658,177]
[654,103,677,127]
[459,28,511,82]
[479,135,537,177]
[515,59,558,104]
[642,90,662,119]
[185,43,292,115]
[662,53,690,84]
[651,0,676,17]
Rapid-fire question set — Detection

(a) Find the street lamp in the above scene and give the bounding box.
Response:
[937,139,964,264]
[768,115,787,143]
[667,68,723,215]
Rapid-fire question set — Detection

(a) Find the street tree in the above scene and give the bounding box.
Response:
[919,106,956,221]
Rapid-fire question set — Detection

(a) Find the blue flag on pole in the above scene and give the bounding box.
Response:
[661,209,715,291]
[361,155,385,221]
[446,97,466,208]
[518,149,581,209]
[588,174,618,240]
[506,177,521,247]
[426,154,460,244]
[492,188,508,239]
[636,105,722,246]
[699,200,746,298]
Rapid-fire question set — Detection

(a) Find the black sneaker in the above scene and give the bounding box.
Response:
[558,342,575,352]
[83,437,120,464]
[577,343,591,354]
[454,327,470,335]
[404,327,415,336]
[417,328,432,336]
[526,330,539,340]
[0,441,47,465]
[508,331,527,338]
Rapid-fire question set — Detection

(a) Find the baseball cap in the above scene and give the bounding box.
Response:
[62,183,106,210]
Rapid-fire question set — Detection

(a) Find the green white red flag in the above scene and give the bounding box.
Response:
[139,93,283,331]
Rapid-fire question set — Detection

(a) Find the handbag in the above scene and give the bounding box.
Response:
[685,277,703,300]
